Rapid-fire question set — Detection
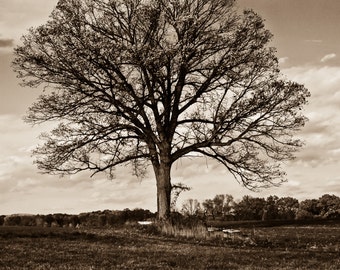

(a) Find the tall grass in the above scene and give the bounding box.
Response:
[154,216,227,240]
[159,221,209,239]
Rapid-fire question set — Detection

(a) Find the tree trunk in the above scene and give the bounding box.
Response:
[154,162,172,220]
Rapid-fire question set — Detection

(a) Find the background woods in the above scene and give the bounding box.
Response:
[179,193,340,221]
[1,193,339,227]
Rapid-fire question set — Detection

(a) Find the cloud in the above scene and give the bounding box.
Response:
[0,38,14,47]
[321,53,336,63]
[282,66,340,168]
[0,114,159,214]
[278,57,289,64]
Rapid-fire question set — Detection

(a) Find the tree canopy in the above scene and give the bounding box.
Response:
[13,0,310,219]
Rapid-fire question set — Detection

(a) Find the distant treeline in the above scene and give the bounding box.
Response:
[1,194,339,227]
[0,208,155,228]
[179,194,340,221]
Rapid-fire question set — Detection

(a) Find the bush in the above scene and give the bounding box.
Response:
[20,215,36,226]
[4,215,21,226]
[44,214,54,227]
[78,213,101,227]
[295,210,314,220]
[0,215,5,226]
[121,208,155,222]
[35,216,45,227]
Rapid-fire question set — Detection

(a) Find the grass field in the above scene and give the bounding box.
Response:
[0,222,339,269]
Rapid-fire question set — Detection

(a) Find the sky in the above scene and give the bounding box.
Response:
[1,0,340,215]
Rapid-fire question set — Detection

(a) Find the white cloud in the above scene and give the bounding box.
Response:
[320,53,336,63]
[282,66,340,169]
[278,57,289,64]
[283,66,340,108]
[286,180,300,187]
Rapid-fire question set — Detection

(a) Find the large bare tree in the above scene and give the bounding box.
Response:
[13,0,309,220]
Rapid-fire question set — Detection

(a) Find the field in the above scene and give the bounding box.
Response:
[0,222,339,269]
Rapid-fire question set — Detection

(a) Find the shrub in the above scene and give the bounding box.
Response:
[295,209,314,220]
[4,215,21,226]
[0,215,5,226]
[20,215,36,226]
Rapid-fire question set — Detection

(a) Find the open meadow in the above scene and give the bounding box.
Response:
[0,221,339,269]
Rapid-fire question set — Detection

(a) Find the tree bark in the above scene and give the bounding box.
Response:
[154,162,172,220]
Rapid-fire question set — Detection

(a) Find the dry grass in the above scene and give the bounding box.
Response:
[158,222,210,239]
[0,225,339,269]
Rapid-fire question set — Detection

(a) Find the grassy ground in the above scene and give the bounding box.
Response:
[0,224,339,269]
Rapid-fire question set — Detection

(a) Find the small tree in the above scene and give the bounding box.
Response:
[264,195,279,220]
[212,194,234,218]
[234,195,266,220]
[181,198,202,217]
[202,199,215,218]
[297,199,319,219]
[13,0,309,220]
[276,196,299,220]
[170,183,191,211]
[317,194,340,219]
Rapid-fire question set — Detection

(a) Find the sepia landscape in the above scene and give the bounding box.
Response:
[1,194,340,269]
[1,0,340,269]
